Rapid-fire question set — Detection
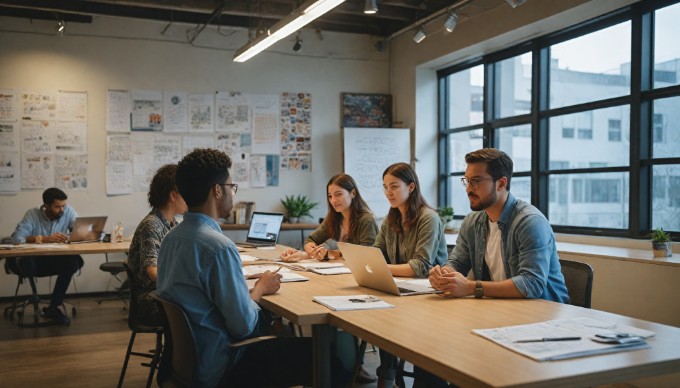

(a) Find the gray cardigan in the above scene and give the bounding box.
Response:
[373,207,447,278]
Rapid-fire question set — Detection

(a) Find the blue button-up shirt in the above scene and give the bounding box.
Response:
[11,205,78,244]
[446,193,569,303]
[157,212,261,387]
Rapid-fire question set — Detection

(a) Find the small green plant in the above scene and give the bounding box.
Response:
[650,227,672,243]
[437,206,455,223]
[281,195,318,219]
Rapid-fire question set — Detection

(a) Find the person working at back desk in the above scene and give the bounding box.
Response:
[10,187,84,325]
[157,148,350,387]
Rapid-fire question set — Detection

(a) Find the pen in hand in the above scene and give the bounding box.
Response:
[514,336,581,343]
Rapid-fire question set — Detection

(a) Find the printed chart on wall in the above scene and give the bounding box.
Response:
[343,127,410,218]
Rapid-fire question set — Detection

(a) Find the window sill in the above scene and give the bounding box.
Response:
[555,234,680,267]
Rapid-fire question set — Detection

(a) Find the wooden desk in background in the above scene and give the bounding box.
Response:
[244,245,680,387]
[222,223,319,249]
[0,241,131,258]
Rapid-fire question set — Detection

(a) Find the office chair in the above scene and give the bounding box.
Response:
[96,253,128,309]
[150,292,278,388]
[117,264,163,388]
[559,259,594,308]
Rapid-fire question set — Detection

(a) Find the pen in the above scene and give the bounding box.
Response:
[514,336,581,343]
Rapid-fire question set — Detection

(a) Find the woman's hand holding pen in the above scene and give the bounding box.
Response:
[309,245,328,261]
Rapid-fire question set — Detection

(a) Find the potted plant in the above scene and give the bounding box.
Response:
[650,227,673,258]
[438,206,455,230]
[281,195,318,223]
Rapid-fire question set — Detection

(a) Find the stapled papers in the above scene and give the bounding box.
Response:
[313,295,395,311]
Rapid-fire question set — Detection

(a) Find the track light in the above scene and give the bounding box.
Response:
[505,0,527,8]
[364,0,378,14]
[412,28,427,44]
[56,20,66,34]
[293,35,303,52]
[443,12,459,33]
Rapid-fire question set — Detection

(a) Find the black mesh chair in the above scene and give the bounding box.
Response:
[117,264,163,388]
[559,259,594,308]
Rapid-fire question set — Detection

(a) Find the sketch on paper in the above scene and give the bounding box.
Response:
[107,161,133,195]
[216,92,250,133]
[0,122,19,151]
[231,152,250,189]
[251,94,279,155]
[55,153,88,190]
[55,122,87,153]
[107,89,131,132]
[22,120,54,153]
[21,91,57,121]
[131,90,163,131]
[163,92,189,133]
[341,93,392,128]
[58,90,88,122]
[0,89,19,121]
[107,134,132,162]
[189,93,214,133]
[22,153,54,189]
[0,152,20,192]
[249,155,266,188]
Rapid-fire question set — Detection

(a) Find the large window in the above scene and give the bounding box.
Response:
[438,0,680,237]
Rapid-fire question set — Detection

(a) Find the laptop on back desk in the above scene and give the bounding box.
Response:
[235,212,284,248]
[337,242,439,296]
[68,216,108,244]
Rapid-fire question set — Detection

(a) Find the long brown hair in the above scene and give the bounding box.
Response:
[383,162,431,234]
[324,174,372,242]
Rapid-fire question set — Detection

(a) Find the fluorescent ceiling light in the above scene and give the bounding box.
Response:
[234,0,345,62]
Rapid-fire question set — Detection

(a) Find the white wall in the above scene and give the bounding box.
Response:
[0,15,389,296]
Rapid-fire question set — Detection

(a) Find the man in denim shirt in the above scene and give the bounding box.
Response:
[430,148,568,302]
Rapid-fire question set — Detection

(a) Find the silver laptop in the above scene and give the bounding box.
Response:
[68,216,108,244]
[235,212,284,248]
[338,242,439,296]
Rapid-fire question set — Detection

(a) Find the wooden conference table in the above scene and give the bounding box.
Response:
[0,240,131,258]
[244,246,680,388]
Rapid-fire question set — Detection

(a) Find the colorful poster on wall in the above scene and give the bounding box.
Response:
[341,93,392,128]
[280,92,311,171]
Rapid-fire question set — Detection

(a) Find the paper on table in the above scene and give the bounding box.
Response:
[242,264,308,283]
[473,317,654,361]
[313,295,395,311]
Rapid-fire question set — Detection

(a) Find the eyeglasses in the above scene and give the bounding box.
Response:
[219,183,238,195]
[460,177,493,188]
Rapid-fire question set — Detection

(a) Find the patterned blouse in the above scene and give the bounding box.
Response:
[127,208,177,326]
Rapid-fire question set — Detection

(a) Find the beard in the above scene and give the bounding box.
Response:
[469,189,497,211]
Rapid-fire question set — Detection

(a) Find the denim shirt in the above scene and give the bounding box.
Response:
[157,212,261,387]
[446,193,569,303]
[11,205,78,244]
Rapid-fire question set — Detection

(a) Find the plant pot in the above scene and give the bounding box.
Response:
[652,241,672,257]
[288,217,299,224]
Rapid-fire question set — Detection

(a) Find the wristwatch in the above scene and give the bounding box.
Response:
[474,280,484,299]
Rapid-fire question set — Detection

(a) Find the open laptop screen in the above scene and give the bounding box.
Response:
[246,212,284,244]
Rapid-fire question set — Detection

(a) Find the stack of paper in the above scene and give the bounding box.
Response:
[473,317,654,361]
[313,295,395,311]
[241,265,308,283]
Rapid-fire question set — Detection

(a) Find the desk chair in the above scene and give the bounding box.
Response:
[117,264,163,388]
[96,253,128,309]
[559,259,594,308]
[150,292,278,388]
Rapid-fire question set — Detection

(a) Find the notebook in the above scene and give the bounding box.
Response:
[235,212,284,248]
[68,216,108,244]
[337,242,439,296]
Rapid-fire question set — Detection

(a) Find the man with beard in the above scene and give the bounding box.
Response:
[429,148,568,303]
[10,187,84,325]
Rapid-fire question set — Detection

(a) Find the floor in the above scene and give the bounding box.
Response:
[0,295,407,388]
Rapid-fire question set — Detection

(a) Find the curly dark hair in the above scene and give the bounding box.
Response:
[323,174,372,242]
[42,187,67,205]
[465,148,513,190]
[148,164,178,209]
[176,148,232,208]
[383,162,431,234]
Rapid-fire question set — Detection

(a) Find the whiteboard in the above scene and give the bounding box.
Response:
[343,127,411,218]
